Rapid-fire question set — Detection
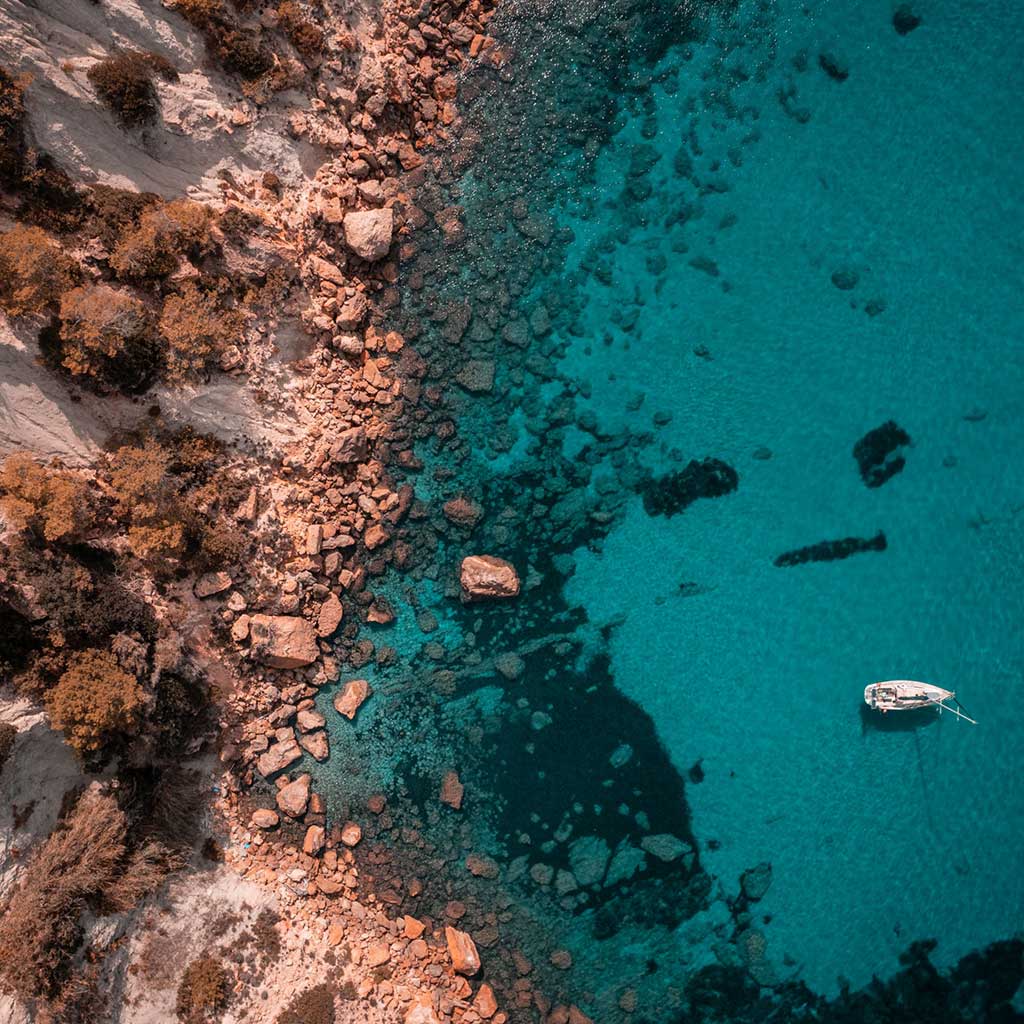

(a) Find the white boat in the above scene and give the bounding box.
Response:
[864,680,977,723]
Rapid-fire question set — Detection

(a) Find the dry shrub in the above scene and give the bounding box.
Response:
[86,183,161,247]
[58,283,158,389]
[173,0,272,80]
[0,66,84,230]
[0,722,15,773]
[0,789,128,1001]
[0,453,92,543]
[277,2,323,58]
[159,282,244,382]
[110,199,214,281]
[276,984,335,1024]
[0,225,78,316]
[45,648,145,755]
[175,956,228,1023]
[0,63,27,186]
[87,50,177,127]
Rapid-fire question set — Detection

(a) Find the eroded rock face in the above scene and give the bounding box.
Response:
[276,774,311,818]
[460,555,520,601]
[249,614,319,668]
[343,208,394,261]
[445,925,481,976]
[333,678,372,719]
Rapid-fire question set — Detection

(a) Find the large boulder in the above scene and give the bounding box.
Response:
[343,208,394,261]
[329,426,368,464]
[276,774,311,818]
[445,926,481,976]
[460,555,520,601]
[257,737,302,777]
[317,593,344,637]
[249,615,319,668]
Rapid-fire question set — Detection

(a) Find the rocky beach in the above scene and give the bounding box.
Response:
[1,0,1023,1022]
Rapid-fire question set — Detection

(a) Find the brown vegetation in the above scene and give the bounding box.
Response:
[58,283,158,389]
[276,984,336,1024]
[277,2,324,58]
[0,225,79,316]
[110,199,215,281]
[0,789,129,1001]
[0,453,92,542]
[0,66,84,231]
[175,955,228,1023]
[160,282,244,382]
[87,50,178,127]
[45,648,145,754]
[172,0,273,80]
[0,722,15,773]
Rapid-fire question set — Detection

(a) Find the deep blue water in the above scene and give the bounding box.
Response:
[308,0,1024,1017]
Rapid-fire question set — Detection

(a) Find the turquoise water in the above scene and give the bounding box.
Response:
[558,0,1024,992]
[306,0,1024,1016]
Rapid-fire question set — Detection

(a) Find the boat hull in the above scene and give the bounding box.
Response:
[864,679,954,712]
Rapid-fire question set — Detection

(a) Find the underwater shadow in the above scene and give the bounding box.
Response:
[858,702,942,734]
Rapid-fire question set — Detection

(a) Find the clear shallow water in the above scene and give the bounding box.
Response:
[558,0,1024,992]
[306,0,1024,1013]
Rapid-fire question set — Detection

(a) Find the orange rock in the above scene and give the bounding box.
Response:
[327,921,345,946]
[366,942,390,967]
[445,925,480,976]
[403,916,426,939]
[440,770,464,809]
[473,983,498,1019]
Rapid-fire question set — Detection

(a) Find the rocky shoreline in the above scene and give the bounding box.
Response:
[1,0,1023,1022]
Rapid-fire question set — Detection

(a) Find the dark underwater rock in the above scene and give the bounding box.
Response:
[639,458,739,517]
[831,267,860,290]
[818,51,849,81]
[853,420,911,487]
[740,862,773,901]
[773,531,887,567]
[893,4,922,35]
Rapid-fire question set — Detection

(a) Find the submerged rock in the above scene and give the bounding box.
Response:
[773,531,887,567]
[818,51,849,81]
[741,861,773,901]
[460,555,520,600]
[333,678,372,719]
[893,4,922,34]
[249,614,319,668]
[853,420,911,487]
[440,770,465,809]
[641,833,693,864]
[639,458,739,517]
